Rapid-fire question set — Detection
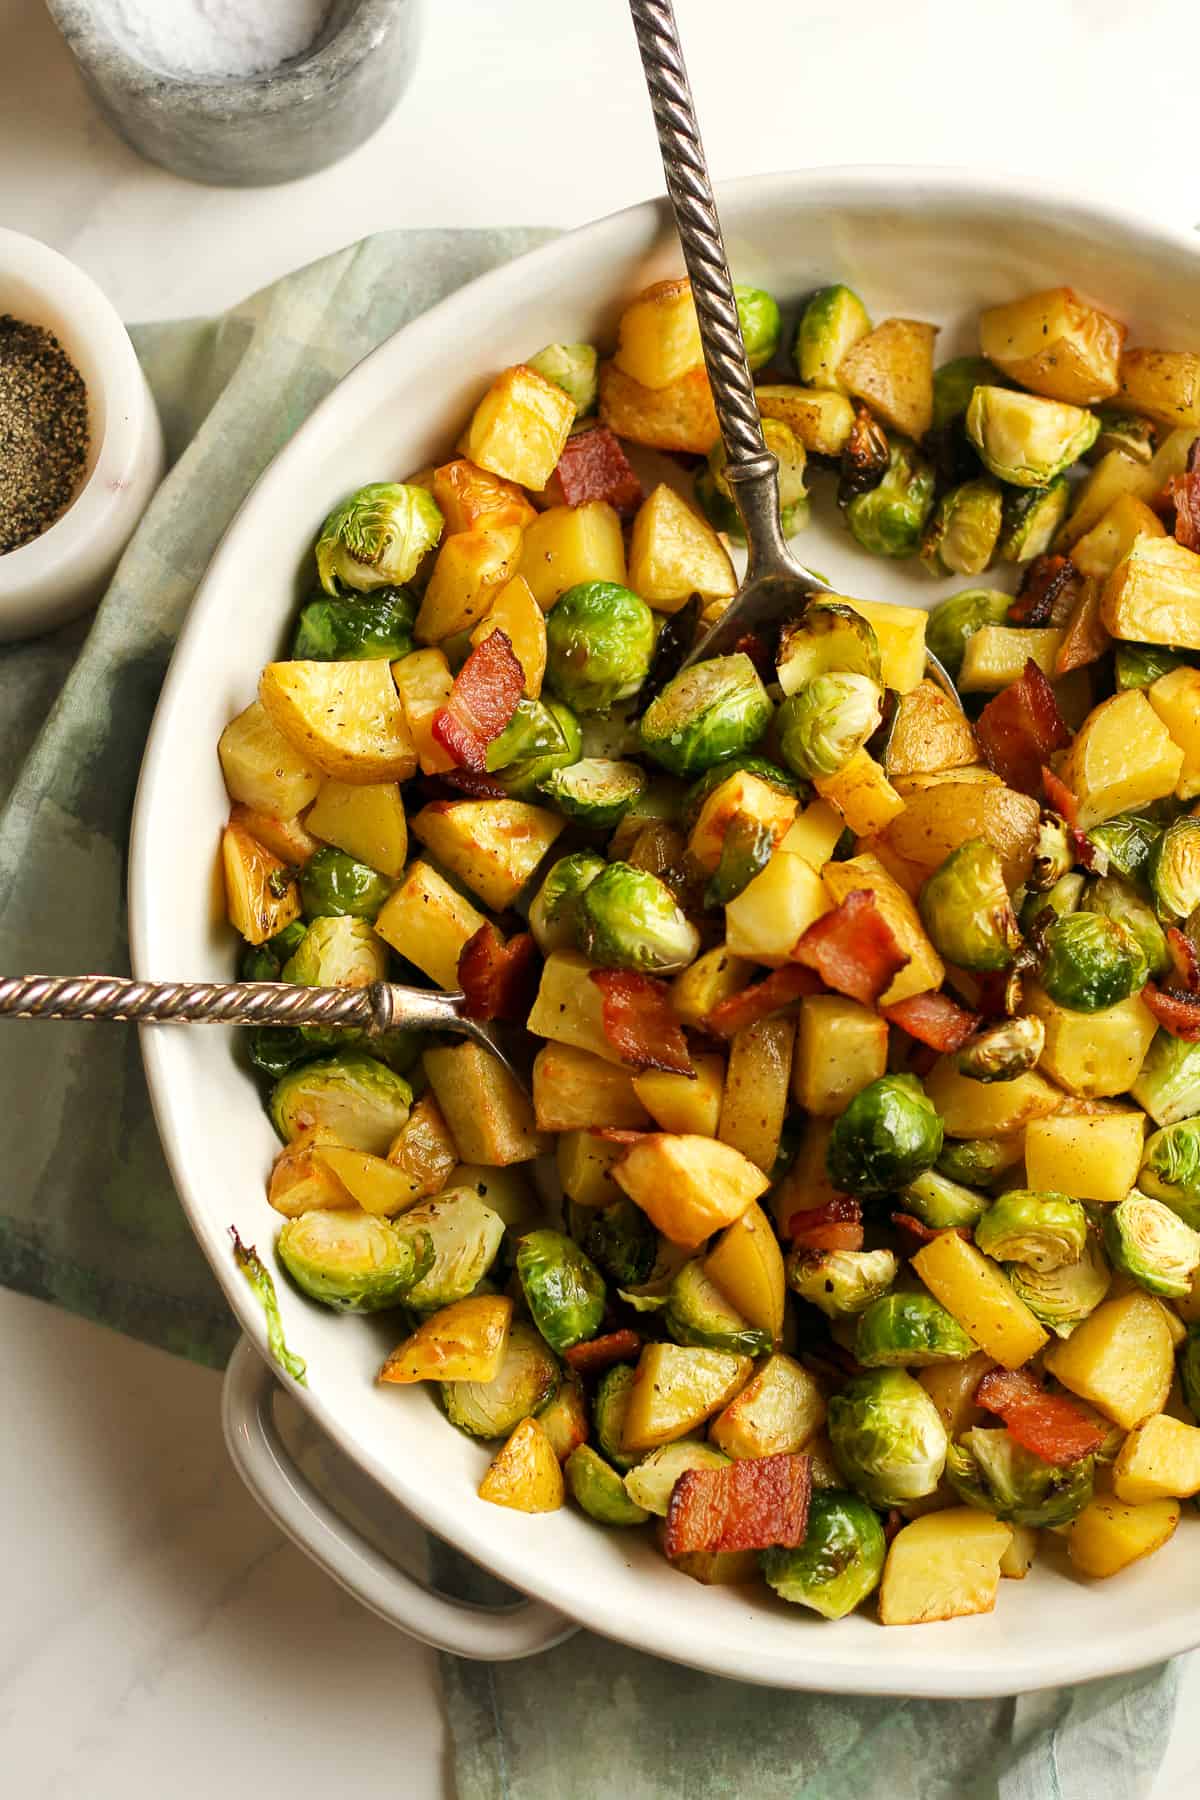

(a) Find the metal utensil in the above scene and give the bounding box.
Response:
[627,0,958,701]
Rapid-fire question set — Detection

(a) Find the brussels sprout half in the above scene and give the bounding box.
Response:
[517,1229,606,1353]
[901,1169,989,1231]
[1028,812,1075,894]
[594,1362,640,1472]
[919,838,1023,973]
[775,600,882,695]
[854,1292,975,1368]
[1103,1190,1200,1299]
[1084,812,1162,883]
[623,1440,731,1516]
[545,581,656,715]
[964,388,1099,488]
[246,1025,321,1080]
[299,849,393,924]
[776,673,884,781]
[1038,912,1147,1013]
[1114,644,1194,692]
[566,1443,650,1526]
[496,698,583,801]
[241,917,308,983]
[397,1190,507,1311]
[793,284,871,390]
[698,418,808,541]
[269,1052,412,1153]
[639,653,773,779]
[315,482,443,595]
[946,1426,1093,1527]
[541,757,646,829]
[576,862,701,974]
[282,915,389,991]
[1140,1120,1200,1229]
[1020,872,1085,936]
[786,1247,899,1318]
[578,1197,658,1287]
[443,1320,560,1439]
[527,850,606,954]
[1080,875,1170,980]
[925,588,1011,680]
[277,1209,430,1313]
[956,1014,1046,1085]
[826,1074,944,1199]
[1007,1235,1111,1338]
[292,586,416,661]
[760,1489,886,1620]
[843,440,936,558]
[526,342,599,418]
[735,284,782,371]
[996,478,1070,563]
[485,698,568,773]
[974,1191,1088,1272]
[665,1261,773,1357]
[1132,1031,1200,1128]
[827,1368,949,1507]
[1149,818,1200,922]
[920,478,1004,579]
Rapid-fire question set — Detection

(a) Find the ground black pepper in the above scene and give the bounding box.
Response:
[0,314,90,554]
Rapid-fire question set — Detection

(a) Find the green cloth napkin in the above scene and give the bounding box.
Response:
[0,229,1182,1798]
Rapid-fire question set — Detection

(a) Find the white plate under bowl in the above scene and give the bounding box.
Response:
[131,167,1200,1694]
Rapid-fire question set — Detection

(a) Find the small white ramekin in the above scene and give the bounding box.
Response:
[0,228,165,642]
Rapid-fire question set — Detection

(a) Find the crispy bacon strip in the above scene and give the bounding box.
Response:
[590,970,694,1075]
[881,989,981,1053]
[1054,579,1110,675]
[975,1368,1107,1466]
[1142,983,1200,1041]
[563,1329,642,1375]
[457,924,539,1022]
[704,965,822,1039]
[439,768,510,798]
[792,889,909,1006]
[664,1452,812,1556]
[543,426,643,516]
[1167,927,1200,994]
[1008,554,1080,628]
[431,629,524,770]
[891,1212,974,1252]
[1171,438,1200,550]
[976,659,1073,796]
[787,1197,864,1254]
[1041,765,1078,828]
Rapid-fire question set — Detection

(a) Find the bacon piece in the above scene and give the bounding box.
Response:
[1142,983,1200,1041]
[1009,554,1080,628]
[704,965,822,1039]
[792,889,909,1006]
[881,989,981,1053]
[664,1452,812,1556]
[564,1330,642,1376]
[590,970,694,1075]
[1167,927,1200,994]
[541,425,643,516]
[1171,439,1200,550]
[1041,765,1078,828]
[787,1197,864,1254]
[975,659,1073,796]
[975,1368,1107,1466]
[891,1213,972,1252]
[1054,579,1110,675]
[431,629,524,770]
[457,924,539,1022]
[439,768,510,798]
[1072,828,1104,872]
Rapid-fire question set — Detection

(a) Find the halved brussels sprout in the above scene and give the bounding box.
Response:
[527,850,605,954]
[517,1228,606,1352]
[1007,1234,1111,1338]
[1114,644,1193,692]
[545,582,656,715]
[282,915,389,990]
[243,918,308,983]
[1028,812,1075,894]
[1148,818,1200,922]
[776,600,882,695]
[577,862,701,973]
[901,1169,989,1231]
[1103,1190,1200,1299]
[1089,407,1157,465]
[681,755,801,834]
[697,418,808,539]
[665,1261,773,1357]
[1084,812,1162,883]
[826,1368,949,1507]
[996,478,1070,563]
[397,1190,506,1311]
[936,1136,1024,1189]
[919,839,1023,972]
[639,653,773,779]
[496,698,582,800]
[705,815,775,908]
[299,848,393,923]
[246,1025,320,1080]
[1080,875,1170,980]
[594,1362,639,1472]
[735,284,782,370]
[292,586,416,662]
[776,673,883,781]
[276,1208,430,1313]
[786,1247,899,1318]
[566,1443,649,1525]
[854,1292,975,1368]
[1139,1120,1200,1229]
[843,440,936,558]
[269,1052,412,1153]
[925,588,1011,680]
[484,698,567,773]
[578,1197,658,1287]
[964,388,1099,488]
[443,1320,560,1438]
[920,478,1004,578]
[1020,872,1085,935]
[541,757,646,828]
[315,482,443,594]
[1038,912,1147,1013]
[932,355,1004,431]
[760,1489,886,1620]
[826,1074,944,1198]
[956,1014,1046,1085]
[946,1426,1093,1527]
[526,342,599,418]
[623,1439,731,1516]
[974,1190,1088,1272]
[793,284,871,391]
[1132,1031,1200,1129]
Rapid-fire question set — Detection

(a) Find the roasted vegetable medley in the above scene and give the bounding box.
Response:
[219,272,1200,1628]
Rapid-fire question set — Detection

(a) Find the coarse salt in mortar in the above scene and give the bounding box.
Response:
[98,0,332,79]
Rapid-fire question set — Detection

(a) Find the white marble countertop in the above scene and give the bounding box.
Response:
[4,0,1200,1792]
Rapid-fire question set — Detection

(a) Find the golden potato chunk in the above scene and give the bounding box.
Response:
[703,1202,786,1342]
[1101,533,1200,651]
[259,660,417,785]
[1147,664,1200,800]
[598,360,720,455]
[875,780,1040,889]
[1112,1414,1200,1503]
[780,798,843,870]
[415,524,523,644]
[633,1055,724,1137]
[219,698,323,816]
[912,1231,1048,1369]
[1045,1291,1175,1430]
[718,1014,795,1173]
[756,384,856,455]
[267,1127,354,1218]
[390,647,455,775]
[1067,1496,1180,1578]
[884,681,979,779]
[628,482,736,612]
[613,278,703,388]
[1027,986,1158,1100]
[469,574,546,698]
[1057,687,1184,829]
[462,364,575,490]
[1023,1110,1145,1203]
[821,853,944,1006]
[923,1058,1060,1138]
[724,851,831,967]
[526,949,620,1062]
[838,317,938,440]
[670,944,754,1030]
[375,860,486,990]
[410,798,563,912]
[1071,494,1166,582]
[315,1145,432,1217]
[306,779,408,879]
[517,500,627,611]
[379,1294,513,1385]
[814,750,905,837]
[221,820,300,945]
[687,772,799,875]
[979,287,1124,406]
[709,1352,824,1458]
[879,1509,1011,1626]
[793,995,889,1117]
[432,458,536,534]
[423,1040,548,1168]
[478,1416,564,1512]
[555,1129,626,1208]
[613,1133,769,1249]
[531,1042,650,1134]
[622,1343,753,1453]
[1118,347,1200,427]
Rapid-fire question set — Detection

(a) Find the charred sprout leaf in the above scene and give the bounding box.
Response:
[1089,407,1158,465]
[1139,1120,1200,1229]
[517,1229,606,1352]
[777,673,883,780]
[901,1169,989,1230]
[292,586,416,661]
[699,420,808,540]
[276,1209,430,1313]
[542,757,646,829]
[794,284,871,390]
[827,1368,948,1507]
[1008,1235,1111,1338]
[1039,912,1147,1012]
[526,342,599,418]
[496,697,582,800]
[682,755,802,834]
[629,595,700,723]
[965,388,1099,488]
[1020,872,1085,936]
[925,588,1011,680]
[231,1228,306,1383]
[299,849,393,923]
[946,1427,1093,1527]
[1104,1190,1200,1299]
[920,478,1004,578]
[443,1321,560,1439]
[639,653,773,779]
[527,851,606,954]
[996,479,1070,563]
[932,356,1005,432]
[735,284,783,371]
[705,814,774,907]
[760,1489,885,1620]
[577,861,700,974]
[1028,813,1075,893]
[826,1074,944,1199]
[855,1292,975,1367]
[485,698,568,772]
[776,600,882,694]
[665,1260,772,1357]
[1149,819,1200,922]
[919,839,1023,972]
[975,1190,1088,1271]
[1081,875,1170,979]
[579,1198,657,1287]
[546,581,656,715]
[837,403,890,504]
[843,440,936,557]
[1114,644,1193,691]
[315,482,443,595]
[269,1052,412,1153]
[957,1015,1045,1084]
[786,1247,899,1318]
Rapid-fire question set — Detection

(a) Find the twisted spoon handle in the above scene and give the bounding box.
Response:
[0,974,460,1034]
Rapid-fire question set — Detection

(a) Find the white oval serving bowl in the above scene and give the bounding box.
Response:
[131,167,1200,1695]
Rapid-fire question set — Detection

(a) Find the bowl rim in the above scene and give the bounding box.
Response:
[131,164,1200,1693]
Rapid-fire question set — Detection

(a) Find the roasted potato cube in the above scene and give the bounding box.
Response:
[1027,985,1158,1100]
[769,1117,841,1234]
[478,1415,564,1512]
[375,859,486,990]
[709,1352,824,1458]
[305,779,408,879]
[556,1129,625,1208]
[670,945,754,1030]
[879,1509,1011,1625]
[793,994,889,1116]
[633,1054,724,1137]
[623,1343,753,1452]
[979,287,1124,406]
[531,1041,651,1133]
[415,524,523,644]
[432,458,536,534]
[875,780,1040,889]
[1071,494,1166,582]
[410,798,563,912]
[821,853,944,1005]
[462,364,575,490]
[1101,532,1200,651]
[267,1127,354,1217]
[703,1202,786,1342]
[1045,1291,1175,1429]
[958,626,1064,693]
[221,820,300,945]
[918,1351,996,1440]
[838,318,938,441]
[687,771,798,874]
[228,802,319,868]
[814,749,905,838]
[923,1057,1060,1138]
[390,647,456,775]
[526,949,620,1062]
[780,798,843,869]
[718,1014,795,1173]
[1112,1414,1200,1503]
[517,500,626,611]
[1147,665,1200,800]
[756,384,856,456]
[380,1293,512,1385]
[999,1523,1039,1579]
[724,851,831,967]
[836,595,928,693]
[259,660,417,785]
[598,360,720,455]
[613,1133,770,1249]
[883,681,979,779]
[219,698,322,816]
[613,278,703,388]
[1118,347,1200,428]
[1023,1110,1145,1203]
[628,482,736,612]
[468,574,546,698]
[1057,688,1184,829]
[315,1144,431,1216]
[1067,1495,1180,1577]
[912,1231,1048,1368]
[386,1093,459,1197]
[423,1040,548,1167]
